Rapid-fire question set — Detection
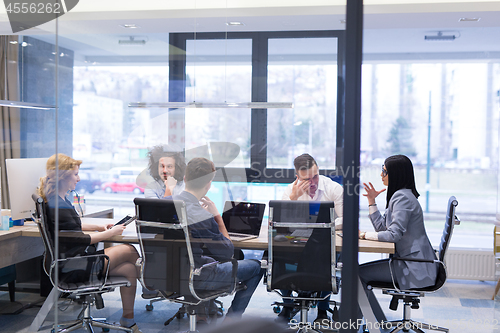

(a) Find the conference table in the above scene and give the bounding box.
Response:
[20,216,394,333]
[0,207,114,270]
[23,217,396,252]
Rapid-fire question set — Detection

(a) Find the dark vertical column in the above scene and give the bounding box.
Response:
[168,33,189,148]
[336,32,346,169]
[340,1,363,332]
[169,33,187,104]
[250,33,268,181]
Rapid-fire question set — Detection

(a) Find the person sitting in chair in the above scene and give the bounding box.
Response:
[144,144,186,198]
[279,153,343,324]
[171,157,264,319]
[359,154,438,321]
[38,154,143,333]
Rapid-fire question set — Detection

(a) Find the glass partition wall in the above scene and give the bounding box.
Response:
[3,0,500,331]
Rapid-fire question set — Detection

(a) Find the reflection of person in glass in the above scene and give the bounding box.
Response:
[38,154,143,333]
[280,153,343,324]
[144,145,186,198]
[171,157,264,319]
[359,154,438,320]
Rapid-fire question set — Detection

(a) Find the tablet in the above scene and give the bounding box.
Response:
[114,214,136,227]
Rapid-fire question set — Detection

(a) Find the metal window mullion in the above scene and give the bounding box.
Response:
[250,33,268,181]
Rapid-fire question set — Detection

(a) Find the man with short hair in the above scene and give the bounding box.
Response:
[283,153,343,228]
[279,153,344,323]
[172,157,264,319]
[144,145,186,198]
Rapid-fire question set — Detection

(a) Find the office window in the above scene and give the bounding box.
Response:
[185,39,252,167]
[169,31,345,184]
[268,37,338,169]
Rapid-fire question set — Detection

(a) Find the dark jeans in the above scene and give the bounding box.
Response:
[195,259,264,317]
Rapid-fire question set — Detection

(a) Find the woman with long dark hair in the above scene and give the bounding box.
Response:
[359,155,437,317]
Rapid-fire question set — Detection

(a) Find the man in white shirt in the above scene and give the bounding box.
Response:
[282,153,343,229]
[279,153,343,324]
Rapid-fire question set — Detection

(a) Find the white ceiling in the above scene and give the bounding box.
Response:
[4,1,500,64]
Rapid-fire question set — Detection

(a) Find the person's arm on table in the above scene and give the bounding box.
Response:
[325,179,344,230]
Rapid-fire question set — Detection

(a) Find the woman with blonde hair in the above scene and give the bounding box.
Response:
[38,153,142,333]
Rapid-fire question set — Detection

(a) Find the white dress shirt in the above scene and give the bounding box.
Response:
[282,175,343,229]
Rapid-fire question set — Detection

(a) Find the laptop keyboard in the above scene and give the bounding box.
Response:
[290,229,313,238]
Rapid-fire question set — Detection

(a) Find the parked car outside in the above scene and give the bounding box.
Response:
[101,176,144,194]
[75,170,102,194]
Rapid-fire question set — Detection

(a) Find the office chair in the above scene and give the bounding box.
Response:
[367,196,459,333]
[134,198,238,333]
[32,194,133,333]
[267,200,339,333]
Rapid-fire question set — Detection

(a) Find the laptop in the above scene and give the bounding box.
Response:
[222,201,265,241]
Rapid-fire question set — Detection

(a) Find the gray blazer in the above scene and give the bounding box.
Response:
[369,189,438,290]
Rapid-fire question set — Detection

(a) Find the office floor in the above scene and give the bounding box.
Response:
[0,278,499,333]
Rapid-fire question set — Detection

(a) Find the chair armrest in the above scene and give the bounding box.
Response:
[190,258,239,302]
[49,254,110,291]
[391,257,440,264]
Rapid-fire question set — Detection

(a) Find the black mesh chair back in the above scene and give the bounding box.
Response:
[31,193,133,333]
[267,200,336,293]
[367,196,459,333]
[134,197,238,332]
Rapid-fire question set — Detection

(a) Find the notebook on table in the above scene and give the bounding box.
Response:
[222,201,265,241]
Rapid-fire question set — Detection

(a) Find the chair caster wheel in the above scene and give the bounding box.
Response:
[102,328,110,332]
[146,304,154,311]
[273,306,281,314]
[51,329,56,333]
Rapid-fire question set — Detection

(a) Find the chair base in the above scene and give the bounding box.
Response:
[384,319,448,333]
[288,300,339,333]
[54,318,133,333]
[52,296,133,333]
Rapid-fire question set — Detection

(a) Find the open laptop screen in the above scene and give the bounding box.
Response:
[222,201,265,236]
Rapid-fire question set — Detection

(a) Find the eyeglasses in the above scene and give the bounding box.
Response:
[382,165,388,177]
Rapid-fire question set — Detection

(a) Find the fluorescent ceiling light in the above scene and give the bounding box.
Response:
[424,31,457,41]
[0,100,55,110]
[118,36,147,45]
[459,18,480,22]
[128,102,293,109]
[120,24,140,28]
[226,22,244,26]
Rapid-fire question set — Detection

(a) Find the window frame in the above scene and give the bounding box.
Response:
[169,30,346,183]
